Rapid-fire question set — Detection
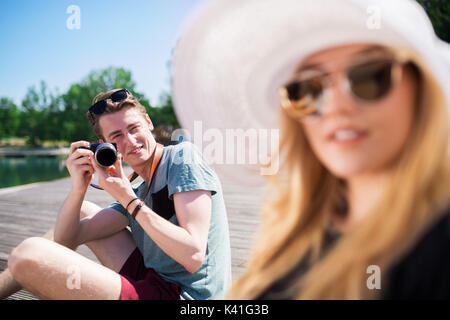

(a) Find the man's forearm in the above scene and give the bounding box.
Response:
[53,190,85,249]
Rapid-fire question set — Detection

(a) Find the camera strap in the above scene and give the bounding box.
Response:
[127,143,164,201]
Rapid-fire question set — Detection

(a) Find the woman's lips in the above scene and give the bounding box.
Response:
[328,129,369,147]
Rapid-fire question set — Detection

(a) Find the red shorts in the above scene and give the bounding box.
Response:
[118,247,181,300]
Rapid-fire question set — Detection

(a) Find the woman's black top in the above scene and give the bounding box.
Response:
[257,206,450,299]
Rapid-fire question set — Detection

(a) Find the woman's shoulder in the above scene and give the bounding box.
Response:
[413,206,450,252]
[411,206,450,248]
[383,205,450,299]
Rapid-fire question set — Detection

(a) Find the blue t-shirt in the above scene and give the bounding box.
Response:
[109,142,232,300]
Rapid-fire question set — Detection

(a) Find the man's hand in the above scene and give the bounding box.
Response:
[91,152,136,204]
[65,141,95,194]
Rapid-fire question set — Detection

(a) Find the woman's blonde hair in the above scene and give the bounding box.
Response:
[86,88,147,140]
[227,48,450,299]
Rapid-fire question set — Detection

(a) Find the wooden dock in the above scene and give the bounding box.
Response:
[0,165,263,300]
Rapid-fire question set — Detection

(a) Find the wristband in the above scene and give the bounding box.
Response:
[131,201,144,220]
[125,197,140,213]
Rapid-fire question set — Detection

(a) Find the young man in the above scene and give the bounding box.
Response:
[1,89,232,300]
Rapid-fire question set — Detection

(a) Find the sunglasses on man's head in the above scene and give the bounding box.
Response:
[279,51,409,118]
[89,88,130,115]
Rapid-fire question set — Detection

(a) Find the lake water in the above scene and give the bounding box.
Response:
[0,156,69,189]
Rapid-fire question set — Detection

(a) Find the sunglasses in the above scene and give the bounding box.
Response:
[89,88,130,115]
[279,51,409,118]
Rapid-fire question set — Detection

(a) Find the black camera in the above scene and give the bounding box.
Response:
[80,142,117,167]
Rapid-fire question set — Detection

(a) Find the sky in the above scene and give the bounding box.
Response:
[0,0,206,106]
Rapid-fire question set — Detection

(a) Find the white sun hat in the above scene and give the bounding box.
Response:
[171,0,450,186]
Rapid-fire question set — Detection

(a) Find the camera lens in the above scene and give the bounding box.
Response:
[95,143,117,167]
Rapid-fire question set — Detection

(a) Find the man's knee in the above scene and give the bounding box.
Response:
[8,237,48,281]
[80,200,101,220]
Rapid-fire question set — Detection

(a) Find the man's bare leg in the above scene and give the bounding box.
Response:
[8,237,123,299]
[0,200,136,299]
[0,229,54,300]
[0,268,21,300]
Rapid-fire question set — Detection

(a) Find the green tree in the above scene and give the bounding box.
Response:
[417,0,450,43]
[19,81,52,146]
[44,89,64,142]
[150,92,179,128]
[0,97,21,138]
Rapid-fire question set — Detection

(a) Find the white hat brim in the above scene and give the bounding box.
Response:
[172,0,450,186]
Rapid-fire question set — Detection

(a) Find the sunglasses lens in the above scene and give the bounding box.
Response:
[348,60,393,101]
[284,77,323,113]
[110,89,128,102]
[89,89,129,115]
[286,77,322,100]
[89,100,107,115]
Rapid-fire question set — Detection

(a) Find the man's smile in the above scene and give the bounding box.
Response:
[128,145,144,155]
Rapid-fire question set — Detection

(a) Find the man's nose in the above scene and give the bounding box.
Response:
[320,75,359,117]
[125,131,137,145]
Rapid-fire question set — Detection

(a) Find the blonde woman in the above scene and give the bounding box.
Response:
[172,0,450,299]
